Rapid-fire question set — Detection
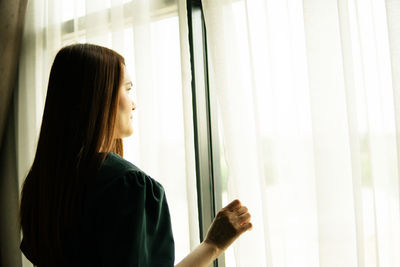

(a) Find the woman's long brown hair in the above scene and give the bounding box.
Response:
[19,44,125,266]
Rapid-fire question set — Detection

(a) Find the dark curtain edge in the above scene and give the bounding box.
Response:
[0,92,22,267]
[0,0,28,149]
[0,0,29,266]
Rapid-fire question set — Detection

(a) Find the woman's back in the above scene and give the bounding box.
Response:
[63,152,174,266]
[22,152,175,267]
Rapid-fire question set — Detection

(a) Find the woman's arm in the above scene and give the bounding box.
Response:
[175,199,252,267]
[174,242,219,267]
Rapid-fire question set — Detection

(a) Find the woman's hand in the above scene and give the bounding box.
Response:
[204,199,252,255]
[175,199,252,267]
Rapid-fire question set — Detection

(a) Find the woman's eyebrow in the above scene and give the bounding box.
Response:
[125,81,133,87]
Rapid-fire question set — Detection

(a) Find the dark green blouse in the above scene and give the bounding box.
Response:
[21,152,175,266]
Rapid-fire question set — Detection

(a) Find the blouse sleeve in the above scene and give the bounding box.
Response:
[89,170,175,267]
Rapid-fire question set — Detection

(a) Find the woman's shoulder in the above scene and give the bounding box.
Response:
[98,152,142,177]
[93,152,164,196]
[84,152,167,224]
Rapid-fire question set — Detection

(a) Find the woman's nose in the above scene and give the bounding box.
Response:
[132,101,136,110]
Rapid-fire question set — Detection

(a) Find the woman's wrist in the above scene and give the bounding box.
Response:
[201,240,221,261]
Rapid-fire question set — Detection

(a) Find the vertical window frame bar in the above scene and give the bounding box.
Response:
[186,0,225,266]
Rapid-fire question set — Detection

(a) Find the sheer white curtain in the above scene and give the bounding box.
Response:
[202,0,400,266]
[17,0,198,266]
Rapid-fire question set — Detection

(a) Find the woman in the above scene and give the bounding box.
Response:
[19,44,252,267]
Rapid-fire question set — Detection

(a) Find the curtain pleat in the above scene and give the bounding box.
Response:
[337,0,366,265]
[385,1,400,264]
[303,0,358,266]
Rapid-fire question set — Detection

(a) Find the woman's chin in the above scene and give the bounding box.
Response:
[124,128,134,138]
[114,128,134,139]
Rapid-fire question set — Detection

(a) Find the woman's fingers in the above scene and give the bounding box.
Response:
[241,222,253,231]
[225,201,251,227]
[235,206,248,216]
[238,212,251,224]
[226,199,241,211]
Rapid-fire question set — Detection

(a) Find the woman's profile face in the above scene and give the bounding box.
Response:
[115,67,136,138]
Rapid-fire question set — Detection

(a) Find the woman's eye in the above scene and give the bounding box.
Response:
[126,87,133,95]
[127,87,134,97]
